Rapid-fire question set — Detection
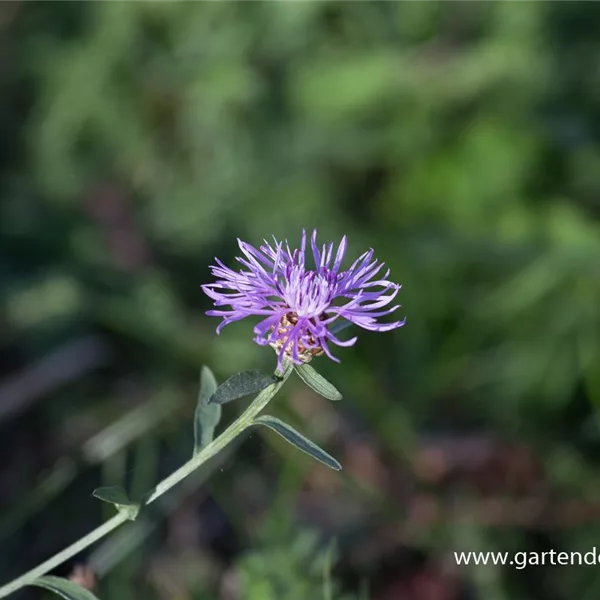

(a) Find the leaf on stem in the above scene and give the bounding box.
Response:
[208,370,276,405]
[30,576,100,600]
[92,486,140,521]
[193,366,221,454]
[295,364,342,401]
[253,415,341,471]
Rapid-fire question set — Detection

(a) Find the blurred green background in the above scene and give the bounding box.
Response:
[2,2,600,599]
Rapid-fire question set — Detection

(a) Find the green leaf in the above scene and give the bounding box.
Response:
[253,415,341,471]
[92,486,140,521]
[30,576,100,600]
[209,370,275,405]
[92,485,129,506]
[194,366,221,454]
[295,364,342,401]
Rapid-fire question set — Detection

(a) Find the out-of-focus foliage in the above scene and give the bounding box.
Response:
[233,529,359,600]
[1,2,600,599]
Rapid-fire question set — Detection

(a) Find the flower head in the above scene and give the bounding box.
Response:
[202,230,405,368]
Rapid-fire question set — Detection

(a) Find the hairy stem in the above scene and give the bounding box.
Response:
[0,362,293,598]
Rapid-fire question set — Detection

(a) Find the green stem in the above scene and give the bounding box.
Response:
[0,513,128,598]
[145,365,290,504]
[0,362,293,599]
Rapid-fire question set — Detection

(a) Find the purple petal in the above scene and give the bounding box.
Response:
[332,235,347,275]
[310,229,321,269]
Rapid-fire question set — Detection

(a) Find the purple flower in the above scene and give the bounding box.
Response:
[202,229,405,367]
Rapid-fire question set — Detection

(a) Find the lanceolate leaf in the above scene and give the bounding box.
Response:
[295,364,342,401]
[253,415,341,471]
[30,576,100,600]
[208,370,275,405]
[92,485,130,506]
[92,486,140,521]
[194,366,221,454]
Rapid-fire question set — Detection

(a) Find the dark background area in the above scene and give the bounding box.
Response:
[2,2,600,599]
